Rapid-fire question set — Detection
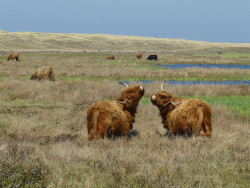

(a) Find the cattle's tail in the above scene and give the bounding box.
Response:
[202,105,212,137]
[192,108,204,136]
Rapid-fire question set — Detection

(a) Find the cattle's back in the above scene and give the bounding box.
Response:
[167,98,211,127]
[87,100,128,123]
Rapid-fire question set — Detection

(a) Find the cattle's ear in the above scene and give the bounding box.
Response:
[117,100,126,104]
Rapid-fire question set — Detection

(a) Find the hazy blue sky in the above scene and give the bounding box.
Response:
[1,0,249,43]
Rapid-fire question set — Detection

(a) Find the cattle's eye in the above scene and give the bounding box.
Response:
[161,96,166,99]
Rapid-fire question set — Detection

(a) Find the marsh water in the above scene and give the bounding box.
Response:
[123,80,250,85]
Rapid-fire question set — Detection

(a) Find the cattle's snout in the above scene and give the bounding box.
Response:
[151,95,157,104]
[139,86,144,95]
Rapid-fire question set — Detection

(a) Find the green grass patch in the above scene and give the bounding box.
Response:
[196,54,250,58]
[192,95,250,118]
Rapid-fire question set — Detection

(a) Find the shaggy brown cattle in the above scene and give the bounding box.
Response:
[87,82,144,140]
[7,52,19,61]
[30,66,55,81]
[136,53,142,59]
[107,56,115,60]
[151,85,212,137]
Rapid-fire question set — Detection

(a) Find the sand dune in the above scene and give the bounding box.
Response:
[0,30,250,54]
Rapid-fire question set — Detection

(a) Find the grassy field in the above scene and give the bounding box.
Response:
[0,51,249,187]
[1,30,250,54]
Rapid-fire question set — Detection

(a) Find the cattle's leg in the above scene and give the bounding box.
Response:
[16,57,18,61]
[203,116,212,137]
[88,128,94,140]
[202,106,212,137]
[122,122,130,140]
[94,112,111,139]
[95,127,107,139]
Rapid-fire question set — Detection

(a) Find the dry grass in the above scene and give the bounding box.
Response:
[1,30,250,54]
[0,78,249,187]
[0,53,249,82]
[0,52,249,187]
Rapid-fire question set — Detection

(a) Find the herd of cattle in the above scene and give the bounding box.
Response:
[107,53,158,60]
[6,52,212,140]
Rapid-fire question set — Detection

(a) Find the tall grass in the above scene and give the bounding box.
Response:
[0,52,249,187]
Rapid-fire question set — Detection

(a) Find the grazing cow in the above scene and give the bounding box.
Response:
[30,66,55,81]
[151,83,212,137]
[147,55,157,60]
[87,82,145,140]
[136,53,142,59]
[107,56,115,60]
[7,52,19,61]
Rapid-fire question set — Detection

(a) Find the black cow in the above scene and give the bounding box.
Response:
[147,55,157,60]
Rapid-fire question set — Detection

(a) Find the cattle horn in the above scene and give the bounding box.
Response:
[171,100,183,106]
[118,82,129,88]
[27,71,30,75]
[161,81,166,91]
[117,100,126,104]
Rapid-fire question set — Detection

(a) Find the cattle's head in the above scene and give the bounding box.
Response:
[30,72,38,80]
[48,74,55,81]
[151,91,173,108]
[117,82,144,110]
[151,82,175,109]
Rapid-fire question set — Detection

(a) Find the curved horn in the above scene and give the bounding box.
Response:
[161,81,166,91]
[118,82,129,88]
[171,100,183,106]
[27,71,30,75]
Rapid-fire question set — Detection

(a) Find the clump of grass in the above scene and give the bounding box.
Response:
[0,163,47,188]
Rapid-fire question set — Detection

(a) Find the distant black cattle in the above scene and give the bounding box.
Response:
[147,55,157,60]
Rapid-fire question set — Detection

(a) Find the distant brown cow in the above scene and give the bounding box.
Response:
[87,82,144,140]
[7,52,19,61]
[30,66,55,81]
[136,53,142,59]
[107,56,115,60]
[151,83,212,137]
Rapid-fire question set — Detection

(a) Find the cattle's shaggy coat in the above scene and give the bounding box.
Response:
[151,91,212,137]
[136,53,142,59]
[87,84,144,140]
[107,56,115,60]
[30,66,55,81]
[7,52,19,61]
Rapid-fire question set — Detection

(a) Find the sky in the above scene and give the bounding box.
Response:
[0,0,249,43]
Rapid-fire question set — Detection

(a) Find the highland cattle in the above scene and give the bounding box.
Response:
[151,83,212,137]
[136,53,142,59]
[87,82,144,140]
[7,52,19,61]
[30,66,55,81]
[107,56,115,60]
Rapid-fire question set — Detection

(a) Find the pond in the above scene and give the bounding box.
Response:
[122,80,250,85]
[150,64,250,69]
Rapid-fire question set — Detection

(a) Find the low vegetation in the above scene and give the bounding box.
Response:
[0,51,249,187]
[1,30,250,54]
